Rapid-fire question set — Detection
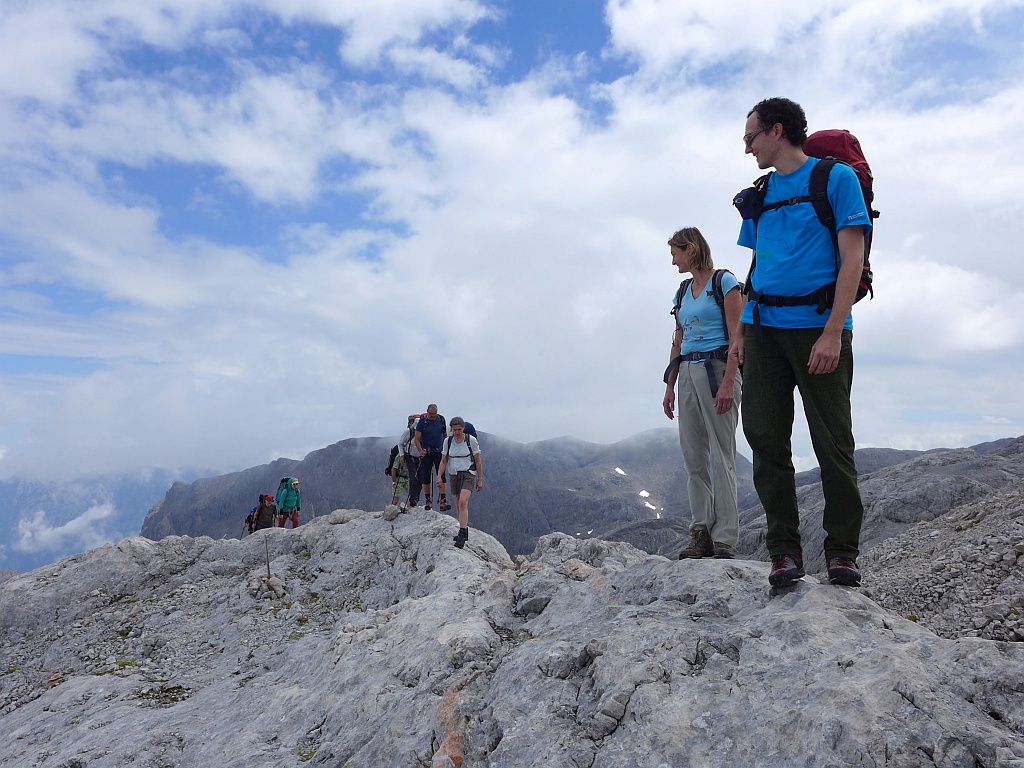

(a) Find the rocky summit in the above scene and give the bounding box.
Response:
[2,505,1024,768]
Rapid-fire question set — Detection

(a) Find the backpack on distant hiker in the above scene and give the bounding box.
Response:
[385,444,400,476]
[732,128,879,313]
[276,477,300,511]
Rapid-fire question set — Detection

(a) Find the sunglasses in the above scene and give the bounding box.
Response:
[743,126,767,148]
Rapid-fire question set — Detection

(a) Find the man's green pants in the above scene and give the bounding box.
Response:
[741,326,863,561]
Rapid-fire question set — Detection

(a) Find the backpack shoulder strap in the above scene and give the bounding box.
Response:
[750,172,774,225]
[671,279,693,321]
[711,269,729,340]
[809,158,839,257]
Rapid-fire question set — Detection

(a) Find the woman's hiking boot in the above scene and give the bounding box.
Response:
[678,528,714,559]
[453,527,469,549]
[712,542,736,559]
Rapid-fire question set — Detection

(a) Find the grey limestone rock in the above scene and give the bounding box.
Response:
[1,506,1023,767]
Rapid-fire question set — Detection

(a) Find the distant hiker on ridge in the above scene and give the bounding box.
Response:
[662,226,744,561]
[415,404,449,512]
[276,477,301,528]
[438,416,482,549]
[400,413,424,508]
[735,97,871,588]
[390,443,411,509]
[248,494,277,533]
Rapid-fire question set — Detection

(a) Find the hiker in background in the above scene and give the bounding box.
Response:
[391,446,410,508]
[662,226,744,561]
[415,404,449,512]
[276,477,302,528]
[250,494,277,532]
[438,416,482,549]
[735,97,871,588]
[400,413,424,508]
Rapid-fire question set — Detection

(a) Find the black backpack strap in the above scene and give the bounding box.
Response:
[671,279,692,323]
[809,158,839,261]
[711,269,729,340]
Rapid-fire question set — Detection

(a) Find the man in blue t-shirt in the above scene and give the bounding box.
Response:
[414,403,449,511]
[735,98,872,589]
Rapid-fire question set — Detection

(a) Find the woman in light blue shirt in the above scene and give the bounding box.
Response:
[662,227,744,560]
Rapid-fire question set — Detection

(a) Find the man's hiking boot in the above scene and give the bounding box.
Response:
[712,542,736,559]
[440,496,451,512]
[768,554,805,586]
[678,528,714,559]
[425,499,432,511]
[827,556,862,586]
[453,528,468,549]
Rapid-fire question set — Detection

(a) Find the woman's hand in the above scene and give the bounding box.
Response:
[663,385,676,420]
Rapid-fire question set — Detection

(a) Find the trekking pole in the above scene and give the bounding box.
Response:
[264,537,271,581]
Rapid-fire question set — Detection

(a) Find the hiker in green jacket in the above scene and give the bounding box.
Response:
[276,477,301,528]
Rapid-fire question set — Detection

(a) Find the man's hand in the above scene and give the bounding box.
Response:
[808,330,841,374]
[729,335,745,367]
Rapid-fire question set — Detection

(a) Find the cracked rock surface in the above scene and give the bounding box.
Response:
[2,505,1023,767]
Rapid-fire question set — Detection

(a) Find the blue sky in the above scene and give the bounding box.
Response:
[1,0,1024,495]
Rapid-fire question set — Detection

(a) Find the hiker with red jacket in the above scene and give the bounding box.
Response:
[734,97,872,589]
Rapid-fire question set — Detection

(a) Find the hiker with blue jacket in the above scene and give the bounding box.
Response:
[414,404,449,512]
[438,417,482,549]
[662,226,744,561]
[735,97,871,588]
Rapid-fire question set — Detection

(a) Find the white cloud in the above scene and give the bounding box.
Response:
[1,0,1023,481]
[15,503,119,554]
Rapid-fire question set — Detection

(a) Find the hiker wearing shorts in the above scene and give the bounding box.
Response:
[391,450,410,507]
[438,417,482,549]
[400,414,424,507]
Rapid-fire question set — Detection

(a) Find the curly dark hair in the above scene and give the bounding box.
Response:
[748,98,808,146]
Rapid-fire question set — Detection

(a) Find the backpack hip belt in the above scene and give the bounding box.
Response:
[745,284,836,342]
[663,345,728,384]
[663,345,730,398]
